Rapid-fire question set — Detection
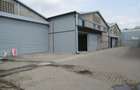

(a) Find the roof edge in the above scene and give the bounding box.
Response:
[0,11,49,25]
[80,11,109,29]
[47,11,78,20]
[15,0,47,20]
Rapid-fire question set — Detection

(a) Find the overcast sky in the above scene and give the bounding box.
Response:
[19,0,140,29]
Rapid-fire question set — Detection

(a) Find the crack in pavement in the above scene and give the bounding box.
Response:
[0,62,52,77]
[48,64,140,86]
[0,62,139,90]
[1,62,139,85]
[0,79,24,90]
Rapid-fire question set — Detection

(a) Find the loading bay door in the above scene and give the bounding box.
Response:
[78,33,87,51]
[87,33,98,51]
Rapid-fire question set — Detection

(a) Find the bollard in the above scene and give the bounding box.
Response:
[12,48,17,57]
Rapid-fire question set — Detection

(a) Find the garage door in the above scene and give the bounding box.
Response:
[111,38,117,48]
[0,17,49,56]
[87,33,98,51]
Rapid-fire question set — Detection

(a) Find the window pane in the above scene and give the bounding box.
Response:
[0,0,14,14]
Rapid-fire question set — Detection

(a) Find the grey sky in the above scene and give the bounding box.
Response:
[19,0,140,29]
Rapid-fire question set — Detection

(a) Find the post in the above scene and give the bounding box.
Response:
[75,12,79,54]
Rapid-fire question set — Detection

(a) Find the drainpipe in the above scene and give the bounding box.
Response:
[48,21,55,54]
[108,27,110,48]
[75,13,79,54]
[52,21,55,53]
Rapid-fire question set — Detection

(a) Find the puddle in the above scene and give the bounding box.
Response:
[48,64,139,86]
[113,83,140,90]
[48,64,92,75]
[75,69,92,75]
[113,84,131,90]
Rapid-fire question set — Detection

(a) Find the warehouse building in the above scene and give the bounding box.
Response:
[0,0,49,56]
[47,11,109,53]
[0,0,115,57]
[121,27,140,47]
[109,23,121,48]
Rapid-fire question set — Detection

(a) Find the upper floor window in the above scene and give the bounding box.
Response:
[0,0,14,14]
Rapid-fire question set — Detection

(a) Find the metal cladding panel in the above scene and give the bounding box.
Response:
[122,40,140,47]
[54,31,76,53]
[121,31,140,47]
[112,38,117,47]
[0,17,49,56]
[122,31,140,40]
[51,14,76,32]
[48,13,77,53]
[87,33,98,51]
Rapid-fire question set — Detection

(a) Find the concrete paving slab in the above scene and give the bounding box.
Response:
[0,47,140,90]
[4,67,112,90]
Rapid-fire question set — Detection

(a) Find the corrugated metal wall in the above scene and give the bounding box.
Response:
[87,33,98,51]
[48,13,77,53]
[0,17,49,56]
[121,30,140,47]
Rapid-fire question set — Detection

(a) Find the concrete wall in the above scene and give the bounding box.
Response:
[109,24,121,37]
[101,32,109,49]
[0,17,49,56]
[81,13,108,31]
[80,12,109,49]
[48,13,77,53]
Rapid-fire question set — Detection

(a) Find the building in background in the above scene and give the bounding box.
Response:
[109,23,121,48]
[47,11,109,53]
[121,27,140,47]
[0,0,49,57]
[0,0,122,56]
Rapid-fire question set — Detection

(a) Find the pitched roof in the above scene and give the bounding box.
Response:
[108,23,116,27]
[47,11,78,20]
[80,11,109,28]
[14,0,46,20]
[109,23,121,32]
